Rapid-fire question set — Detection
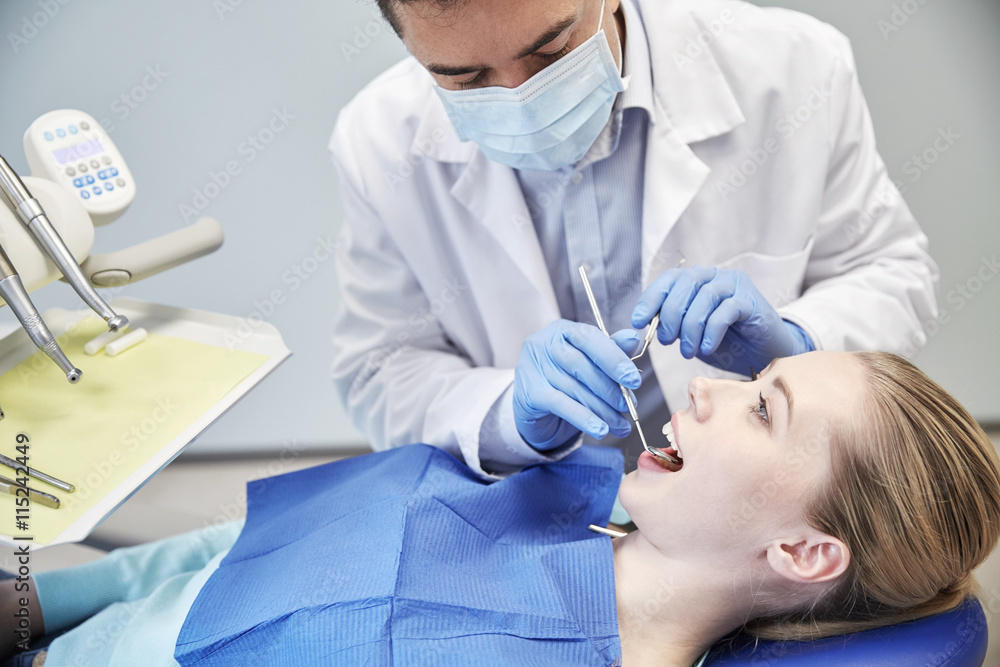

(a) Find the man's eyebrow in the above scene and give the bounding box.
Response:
[425,62,489,76]
[425,15,578,77]
[773,376,793,424]
[515,16,578,59]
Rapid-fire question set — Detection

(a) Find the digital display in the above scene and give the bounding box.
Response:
[52,139,104,165]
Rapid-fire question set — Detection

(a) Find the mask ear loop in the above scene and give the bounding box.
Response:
[595,0,625,76]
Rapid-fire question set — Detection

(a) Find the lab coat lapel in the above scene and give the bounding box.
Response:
[637,0,747,284]
[640,110,711,284]
[450,152,561,317]
[413,93,561,319]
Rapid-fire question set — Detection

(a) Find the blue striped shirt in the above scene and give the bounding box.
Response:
[515,0,670,469]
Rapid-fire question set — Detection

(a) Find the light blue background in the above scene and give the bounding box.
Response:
[0,0,997,453]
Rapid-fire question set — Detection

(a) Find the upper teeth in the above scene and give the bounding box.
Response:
[662,422,681,457]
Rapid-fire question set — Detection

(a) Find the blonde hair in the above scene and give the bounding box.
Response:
[748,351,1000,641]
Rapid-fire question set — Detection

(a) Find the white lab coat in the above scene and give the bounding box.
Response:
[329,0,938,477]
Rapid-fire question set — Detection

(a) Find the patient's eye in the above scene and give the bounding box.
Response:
[750,392,769,425]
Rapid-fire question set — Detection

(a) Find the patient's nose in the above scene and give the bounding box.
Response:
[688,377,713,422]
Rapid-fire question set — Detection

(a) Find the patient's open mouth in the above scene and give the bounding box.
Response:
[658,422,684,472]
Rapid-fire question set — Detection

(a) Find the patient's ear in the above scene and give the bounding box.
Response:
[766,532,850,584]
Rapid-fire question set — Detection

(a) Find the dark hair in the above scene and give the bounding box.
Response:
[375,0,467,36]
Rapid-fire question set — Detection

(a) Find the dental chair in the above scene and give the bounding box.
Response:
[705,596,987,666]
[1,573,986,667]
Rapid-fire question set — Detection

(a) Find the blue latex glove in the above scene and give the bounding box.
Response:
[631,267,814,377]
[513,320,642,451]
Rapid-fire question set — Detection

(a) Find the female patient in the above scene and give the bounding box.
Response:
[3,351,999,667]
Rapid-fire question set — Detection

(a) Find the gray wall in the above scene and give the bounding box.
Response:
[0,0,997,454]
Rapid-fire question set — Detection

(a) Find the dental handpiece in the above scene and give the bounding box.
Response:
[0,241,81,383]
[0,154,127,333]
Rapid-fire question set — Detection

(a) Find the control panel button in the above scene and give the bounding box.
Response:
[79,121,90,130]
[80,190,91,200]
[115,178,126,187]
[104,182,114,191]
[68,125,79,134]
[109,168,119,177]
[102,156,112,165]
[90,159,100,169]
[78,163,87,173]
[56,128,66,138]
[43,132,54,141]
[66,167,76,177]
[73,177,85,188]
[92,186,102,195]
[98,169,109,180]
[85,175,95,185]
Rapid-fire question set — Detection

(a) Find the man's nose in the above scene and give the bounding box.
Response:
[491,62,547,89]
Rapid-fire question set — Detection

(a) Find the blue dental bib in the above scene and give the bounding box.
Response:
[175,445,624,666]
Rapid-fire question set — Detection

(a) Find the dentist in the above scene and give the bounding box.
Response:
[330,0,938,476]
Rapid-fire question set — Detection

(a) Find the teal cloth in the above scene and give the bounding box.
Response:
[34,519,243,666]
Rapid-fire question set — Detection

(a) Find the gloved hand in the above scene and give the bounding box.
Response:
[631,267,814,377]
[513,320,642,451]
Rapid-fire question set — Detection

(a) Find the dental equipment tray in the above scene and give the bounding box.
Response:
[0,298,290,548]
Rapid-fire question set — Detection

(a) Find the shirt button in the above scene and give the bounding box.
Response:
[571,173,583,185]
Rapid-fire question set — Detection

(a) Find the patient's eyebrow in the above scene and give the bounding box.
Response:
[424,15,578,76]
[773,376,793,424]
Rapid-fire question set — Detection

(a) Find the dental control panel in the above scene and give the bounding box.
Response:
[24,109,135,226]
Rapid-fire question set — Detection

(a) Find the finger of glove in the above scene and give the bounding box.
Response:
[528,387,611,439]
[679,275,737,358]
[610,328,642,357]
[632,267,719,329]
[560,324,641,390]
[701,297,753,356]
[631,269,684,328]
[536,380,630,439]
[656,268,718,345]
[547,340,631,413]
[553,373,633,437]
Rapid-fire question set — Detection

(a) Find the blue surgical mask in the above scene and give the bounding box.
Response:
[434,0,626,171]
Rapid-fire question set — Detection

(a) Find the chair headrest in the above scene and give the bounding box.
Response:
[704,597,987,667]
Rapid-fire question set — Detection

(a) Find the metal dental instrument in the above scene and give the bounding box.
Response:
[630,259,684,363]
[588,524,628,538]
[631,314,659,362]
[0,153,127,333]
[0,238,81,382]
[0,453,74,493]
[0,474,60,509]
[577,265,681,466]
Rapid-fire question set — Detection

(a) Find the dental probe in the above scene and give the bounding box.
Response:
[0,240,81,382]
[0,474,59,509]
[0,154,127,333]
[577,265,681,466]
[0,453,74,493]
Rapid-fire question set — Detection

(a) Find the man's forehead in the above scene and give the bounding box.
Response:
[398,0,583,60]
